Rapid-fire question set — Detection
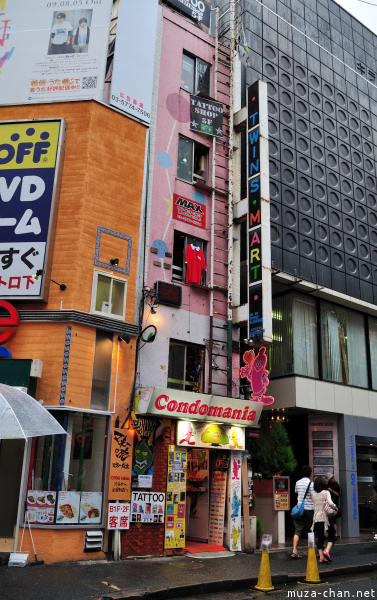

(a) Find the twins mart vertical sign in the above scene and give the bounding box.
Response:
[247,81,272,343]
[0,119,66,300]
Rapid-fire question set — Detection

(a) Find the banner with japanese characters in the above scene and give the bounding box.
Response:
[164,445,187,549]
[107,502,130,530]
[110,0,158,125]
[0,119,66,300]
[0,0,112,105]
[108,428,134,501]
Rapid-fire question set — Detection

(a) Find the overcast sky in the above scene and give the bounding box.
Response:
[334,0,377,36]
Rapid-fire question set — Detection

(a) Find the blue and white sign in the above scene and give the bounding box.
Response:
[0,119,66,299]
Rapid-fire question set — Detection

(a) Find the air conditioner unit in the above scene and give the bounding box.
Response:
[155,281,182,307]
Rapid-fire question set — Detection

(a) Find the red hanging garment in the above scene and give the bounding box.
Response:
[185,244,206,285]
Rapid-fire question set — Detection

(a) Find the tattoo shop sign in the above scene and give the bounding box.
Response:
[163,0,211,28]
[190,96,224,138]
[108,428,135,501]
[0,119,66,300]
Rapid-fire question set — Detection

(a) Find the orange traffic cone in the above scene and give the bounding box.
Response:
[254,548,275,592]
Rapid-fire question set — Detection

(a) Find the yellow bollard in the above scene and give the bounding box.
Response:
[254,548,275,592]
[301,546,321,585]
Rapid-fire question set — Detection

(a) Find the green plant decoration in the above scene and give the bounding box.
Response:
[256,517,263,540]
[247,421,297,478]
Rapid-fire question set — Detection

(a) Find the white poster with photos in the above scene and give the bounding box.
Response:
[0,0,112,105]
[131,492,165,524]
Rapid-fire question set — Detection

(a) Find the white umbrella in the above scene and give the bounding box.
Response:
[0,383,67,439]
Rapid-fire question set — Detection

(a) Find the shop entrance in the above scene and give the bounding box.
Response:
[356,436,377,530]
[0,439,25,547]
[185,449,229,550]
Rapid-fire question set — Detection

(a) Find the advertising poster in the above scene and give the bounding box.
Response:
[26,490,56,525]
[163,0,211,27]
[131,491,165,524]
[56,491,80,524]
[172,193,206,229]
[208,471,226,546]
[79,492,102,524]
[228,451,242,551]
[273,476,290,511]
[108,428,134,501]
[0,119,65,300]
[107,502,130,530]
[164,445,187,549]
[190,96,224,137]
[131,418,159,489]
[110,0,158,125]
[0,0,113,105]
[177,421,245,450]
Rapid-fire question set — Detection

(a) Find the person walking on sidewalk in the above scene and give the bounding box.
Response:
[326,473,341,539]
[291,465,314,559]
[311,475,337,563]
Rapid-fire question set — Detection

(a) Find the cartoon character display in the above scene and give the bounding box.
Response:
[179,423,195,445]
[240,347,274,405]
[229,429,242,449]
[232,458,241,480]
[231,525,241,550]
[231,489,241,519]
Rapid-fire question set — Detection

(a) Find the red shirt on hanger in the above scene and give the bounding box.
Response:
[185,244,206,285]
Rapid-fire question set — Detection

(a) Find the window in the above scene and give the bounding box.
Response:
[177,136,209,184]
[26,412,109,525]
[292,295,318,378]
[172,230,207,286]
[181,52,210,95]
[320,301,368,387]
[91,329,113,410]
[91,271,127,320]
[368,316,377,390]
[168,340,205,393]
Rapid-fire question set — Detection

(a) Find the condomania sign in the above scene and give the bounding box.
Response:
[137,387,263,427]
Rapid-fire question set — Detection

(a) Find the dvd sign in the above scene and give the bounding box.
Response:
[173,193,206,229]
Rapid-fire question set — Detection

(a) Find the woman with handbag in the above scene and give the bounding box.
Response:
[311,476,338,563]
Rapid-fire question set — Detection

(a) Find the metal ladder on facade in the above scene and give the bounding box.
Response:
[207,5,235,397]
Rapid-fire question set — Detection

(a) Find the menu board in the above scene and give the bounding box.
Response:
[164,445,187,549]
[208,471,227,545]
[26,490,56,524]
[56,491,80,524]
[131,491,165,523]
[79,492,102,524]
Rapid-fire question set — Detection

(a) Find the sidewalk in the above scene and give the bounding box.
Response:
[1,536,377,600]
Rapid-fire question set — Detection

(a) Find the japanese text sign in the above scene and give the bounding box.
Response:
[108,428,134,501]
[173,193,206,229]
[163,0,211,28]
[0,119,65,300]
[107,502,130,530]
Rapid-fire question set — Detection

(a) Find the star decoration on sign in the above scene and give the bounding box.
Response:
[191,120,199,129]
[215,127,224,136]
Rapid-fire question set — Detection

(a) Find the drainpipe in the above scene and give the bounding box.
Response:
[209,7,219,394]
[227,0,235,397]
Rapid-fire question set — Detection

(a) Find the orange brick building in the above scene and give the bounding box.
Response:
[0,101,147,562]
